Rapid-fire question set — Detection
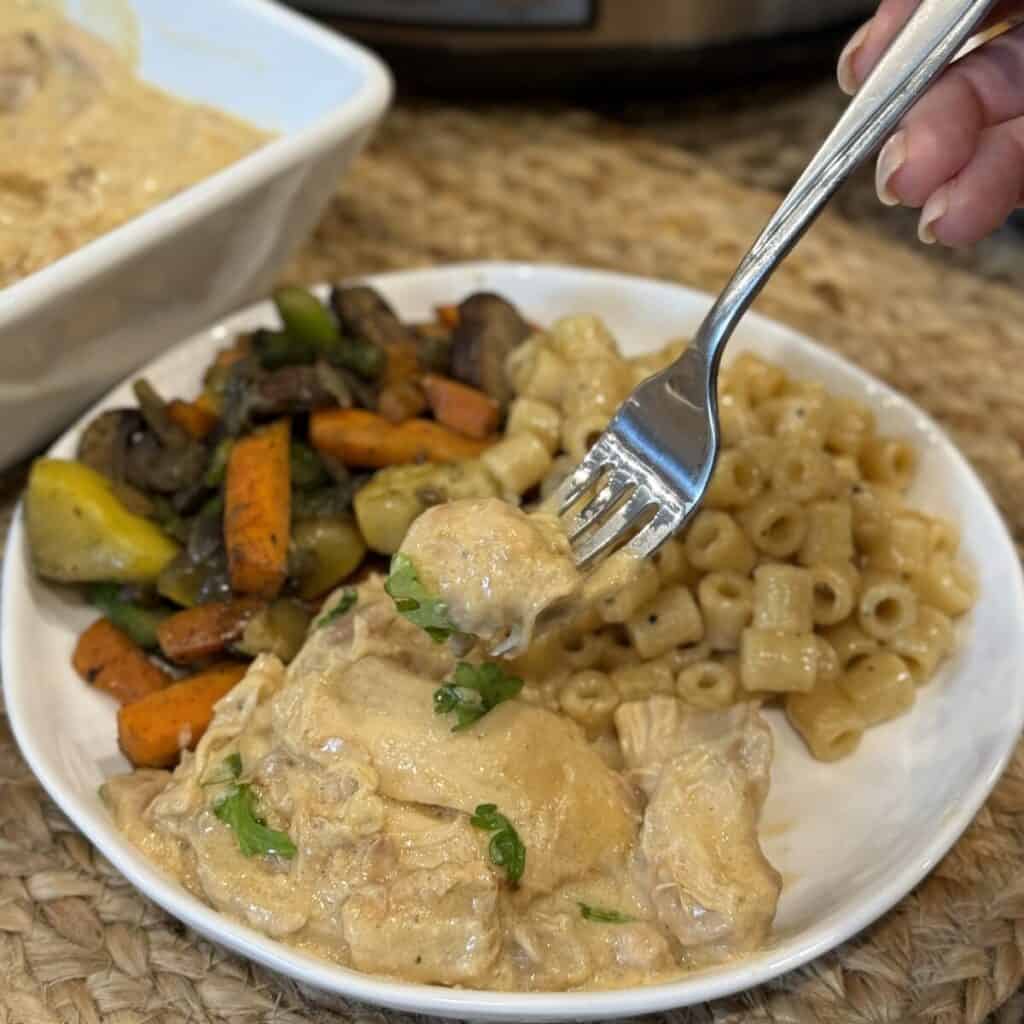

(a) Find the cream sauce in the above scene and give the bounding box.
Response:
[1,2,269,286]
[106,577,781,991]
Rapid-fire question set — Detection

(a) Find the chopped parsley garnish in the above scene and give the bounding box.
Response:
[384,553,457,643]
[315,589,357,629]
[578,902,634,924]
[201,751,243,787]
[470,803,525,886]
[434,662,524,731]
[211,755,296,859]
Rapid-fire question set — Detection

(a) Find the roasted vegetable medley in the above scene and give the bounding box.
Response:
[25,284,533,768]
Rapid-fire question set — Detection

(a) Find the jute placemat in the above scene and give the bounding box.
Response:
[3,103,1024,1024]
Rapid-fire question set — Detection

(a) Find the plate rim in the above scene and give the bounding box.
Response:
[4,260,1024,1021]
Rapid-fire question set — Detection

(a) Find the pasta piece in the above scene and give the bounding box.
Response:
[697,571,753,651]
[560,630,611,672]
[831,455,861,489]
[676,660,738,710]
[684,509,757,573]
[770,445,835,503]
[505,397,562,454]
[857,570,918,640]
[786,681,865,762]
[739,495,807,559]
[651,536,694,586]
[867,514,931,575]
[813,635,841,684]
[599,625,641,671]
[886,605,955,685]
[718,393,762,445]
[725,352,787,404]
[850,485,888,554]
[858,437,917,492]
[480,433,552,498]
[752,563,813,634]
[808,561,860,627]
[549,313,618,362]
[927,517,961,558]
[704,449,764,509]
[508,344,567,404]
[911,556,978,616]
[836,652,915,726]
[594,558,661,624]
[822,620,879,670]
[539,454,575,500]
[626,585,704,660]
[561,412,610,462]
[739,628,818,693]
[609,658,675,700]
[558,670,620,735]
[757,394,829,447]
[825,397,876,456]
[798,501,855,566]
[739,436,778,476]
[659,641,713,674]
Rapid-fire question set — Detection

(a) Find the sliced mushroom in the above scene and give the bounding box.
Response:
[330,285,419,349]
[450,293,531,410]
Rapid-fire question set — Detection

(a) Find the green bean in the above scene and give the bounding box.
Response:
[290,442,329,490]
[322,336,386,380]
[273,286,338,348]
[204,439,233,489]
[252,329,317,371]
[88,583,169,648]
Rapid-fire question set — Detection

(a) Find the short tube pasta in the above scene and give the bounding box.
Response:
[770,445,835,503]
[739,495,808,559]
[858,437,917,491]
[799,501,855,567]
[825,397,876,456]
[684,510,757,573]
[809,561,860,627]
[857,570,918,640]
[836,652,915,726]
[739,628,818,693]
[786,682,865,762]
[480,433,552,498]
[561,412,610,462]
[752,563,814,634]
[822,620,879,670]
[609,659,675,701]
[626,585,704,660]
[911,557,978,616]
[886,606,955,684]
[505,397,562,454]
[867,514,931,575]
[697,571,753,651]
[704,448,764,509]
[558,670,620,735]
[676,660,738,710]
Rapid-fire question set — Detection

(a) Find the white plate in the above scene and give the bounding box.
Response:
[5,263,1024,1022]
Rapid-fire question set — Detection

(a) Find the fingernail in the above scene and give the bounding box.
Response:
[875,133,906,207]
[918,186,949,245]
[837,21,871,95]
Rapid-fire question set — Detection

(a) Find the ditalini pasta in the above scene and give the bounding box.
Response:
[494,321,976,762]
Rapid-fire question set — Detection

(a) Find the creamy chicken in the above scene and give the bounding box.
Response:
[107,575,781,990]
[400,497,582,654]
[1,3,268,286]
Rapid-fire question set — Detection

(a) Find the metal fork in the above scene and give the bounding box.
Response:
[552,0,997,568]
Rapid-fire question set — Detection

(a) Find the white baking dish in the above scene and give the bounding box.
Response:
[0,0,391,469]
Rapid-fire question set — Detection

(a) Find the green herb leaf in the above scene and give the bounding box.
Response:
[578,902,634,924]
[433,662,523,731]
[201,752,244,787]
[315,589,357,629]
[470,803,525,885]
[384,553,456,643]
[214,783,296,859]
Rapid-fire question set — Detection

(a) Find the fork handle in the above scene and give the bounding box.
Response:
[690,0,997,371]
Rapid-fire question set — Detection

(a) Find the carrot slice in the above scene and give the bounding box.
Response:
[435,304,460,329]
[167,399,218,440]
[422,373,500,439]
[310,409,492,468]
[224,419,291,599]
[117,662,249,768]
[157,598,263,663]
[73,618,171,704]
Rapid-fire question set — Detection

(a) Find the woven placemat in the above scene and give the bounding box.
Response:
[3,103,1024,1024]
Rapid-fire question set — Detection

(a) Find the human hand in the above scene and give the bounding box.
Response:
[837,0,1024,247]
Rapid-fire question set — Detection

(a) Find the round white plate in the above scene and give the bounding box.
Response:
[5,263,1024,1022]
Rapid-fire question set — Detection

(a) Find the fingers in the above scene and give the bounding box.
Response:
[918,118,1024,246]
[876,25,1024,208]
[838,0,1022,94]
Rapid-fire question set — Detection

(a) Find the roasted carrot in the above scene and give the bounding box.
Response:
[167,399,219,440]
[73,618,171,704]
[224,419,291,599]
[213,334,252,370]
[436,304,460,330]
[157,598,263,664]
[310,409,492,468]
[378,341,427,423]
[117,662,249,768]
[422,374,500,440]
